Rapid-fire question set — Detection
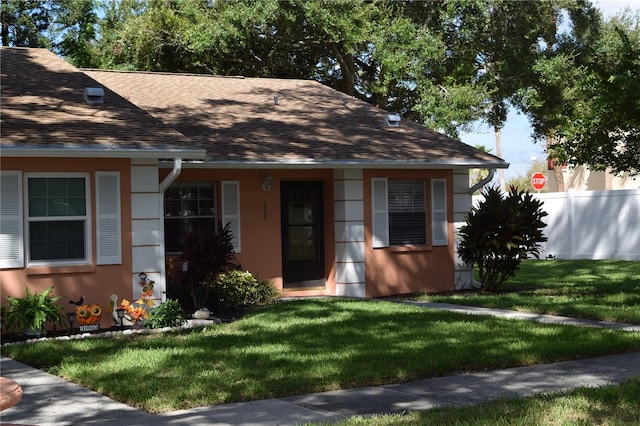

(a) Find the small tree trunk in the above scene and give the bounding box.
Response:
[1,10,9,47]
[495,126,506,192]
[552,164,565,192]
[330,43,356,96]
[546,134,565,192]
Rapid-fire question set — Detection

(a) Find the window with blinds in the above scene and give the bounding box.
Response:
[388,179,426,246]
[371,177,447,249]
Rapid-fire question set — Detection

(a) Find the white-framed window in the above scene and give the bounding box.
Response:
[0,171,121,269]
[25,173,91,266]
[371,177,448,248]
[389,179,427,246]
[164,182,217,254]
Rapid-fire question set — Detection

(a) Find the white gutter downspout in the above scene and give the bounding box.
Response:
[469,168,496,194]
[158,158,182,302]
[159,158,183,193]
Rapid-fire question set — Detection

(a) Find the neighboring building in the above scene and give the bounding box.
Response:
[546,164,640,192]
[1,48,507,326]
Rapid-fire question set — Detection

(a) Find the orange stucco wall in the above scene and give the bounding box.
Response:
[162,168,337,298]
[2,160,458,334]
[363,169,455,297]
[165,167,456,300]
[0,158,133,330]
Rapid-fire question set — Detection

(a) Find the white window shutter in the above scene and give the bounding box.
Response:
[96,172,122,264]
[221,181,241,253]
[0,171,24,268]
[431,178,448,246]
[371,178,389,248]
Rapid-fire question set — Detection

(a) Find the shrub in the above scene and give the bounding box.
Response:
[254,278,280,305]
[4,286,66,335]
[145,299,187,329]
[206,270,279,315]
[458,186,548,291]
[180,222,240,311]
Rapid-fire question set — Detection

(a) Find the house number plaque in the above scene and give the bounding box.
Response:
[263,202,268,220]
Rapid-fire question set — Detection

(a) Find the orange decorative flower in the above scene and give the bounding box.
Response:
[118,280,155,325]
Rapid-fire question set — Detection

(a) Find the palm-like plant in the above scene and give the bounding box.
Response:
[181,222,240,311]
[458,186,548,291]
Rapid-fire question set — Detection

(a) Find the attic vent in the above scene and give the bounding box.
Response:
[84,87,105,105]
[385,114,401,127]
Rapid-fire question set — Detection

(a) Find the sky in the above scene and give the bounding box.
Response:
[459,0,638,180]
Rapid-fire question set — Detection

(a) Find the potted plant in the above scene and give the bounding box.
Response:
[4,286,66,336]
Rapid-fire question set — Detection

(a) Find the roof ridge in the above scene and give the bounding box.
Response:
[81,69,325,84]
[80,68,247,79]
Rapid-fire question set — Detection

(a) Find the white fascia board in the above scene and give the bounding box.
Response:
[168,159,510,170]
[1,146,206,159]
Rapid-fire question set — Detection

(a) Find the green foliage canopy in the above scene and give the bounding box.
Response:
[518,7,640,176]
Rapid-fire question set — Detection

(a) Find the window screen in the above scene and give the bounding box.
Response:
[388,179,426,246]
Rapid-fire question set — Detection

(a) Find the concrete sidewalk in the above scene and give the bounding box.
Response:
[1,304,640,425]
[2,351,640,426]
[400,301,640,332]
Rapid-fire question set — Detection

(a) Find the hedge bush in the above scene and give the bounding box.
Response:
[146,299,187,328]
[206,270,279,315]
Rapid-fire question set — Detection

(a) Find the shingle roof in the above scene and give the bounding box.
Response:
[1,48,204,159]
[84,69,508,169]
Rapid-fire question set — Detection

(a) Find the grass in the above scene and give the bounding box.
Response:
[419,260,640,324]
[2,260,639,422]
[2,298,640,413]
[312,377,640,425]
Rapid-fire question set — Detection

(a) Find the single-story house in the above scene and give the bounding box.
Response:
[1,47,507,327]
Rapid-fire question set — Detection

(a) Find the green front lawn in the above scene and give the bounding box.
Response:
[420,260,640,323]
[313,377,640,426]
[2,298,639,413]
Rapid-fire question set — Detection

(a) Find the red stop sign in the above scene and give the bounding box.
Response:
[531,173,547,190]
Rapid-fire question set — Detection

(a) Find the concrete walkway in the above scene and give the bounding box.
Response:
[1,304,639,425]
[400,301,640,332]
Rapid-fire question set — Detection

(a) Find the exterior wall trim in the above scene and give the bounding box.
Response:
[334,169,366,297]
[130,159,164,303]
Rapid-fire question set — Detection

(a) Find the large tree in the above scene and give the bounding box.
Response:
[0,0,99,66]
[515,2,603,190]
[1,0,55,47]
[51,0,100,67]
[77,0,489,137]
[471,1,565,191]
[518,7,639,177]
[560,11,640,175]
[9,0,636,179]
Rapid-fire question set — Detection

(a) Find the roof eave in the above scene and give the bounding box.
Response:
[0,146,207,159]
[168,159,510,170]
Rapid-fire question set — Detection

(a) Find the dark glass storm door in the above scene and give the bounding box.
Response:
[281,182,325,289]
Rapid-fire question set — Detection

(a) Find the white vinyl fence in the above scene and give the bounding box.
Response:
[473,189,640,261]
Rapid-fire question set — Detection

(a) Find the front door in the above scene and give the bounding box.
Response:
[281,181,325,289]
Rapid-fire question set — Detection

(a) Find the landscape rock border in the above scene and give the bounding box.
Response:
[1,318,221,347]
